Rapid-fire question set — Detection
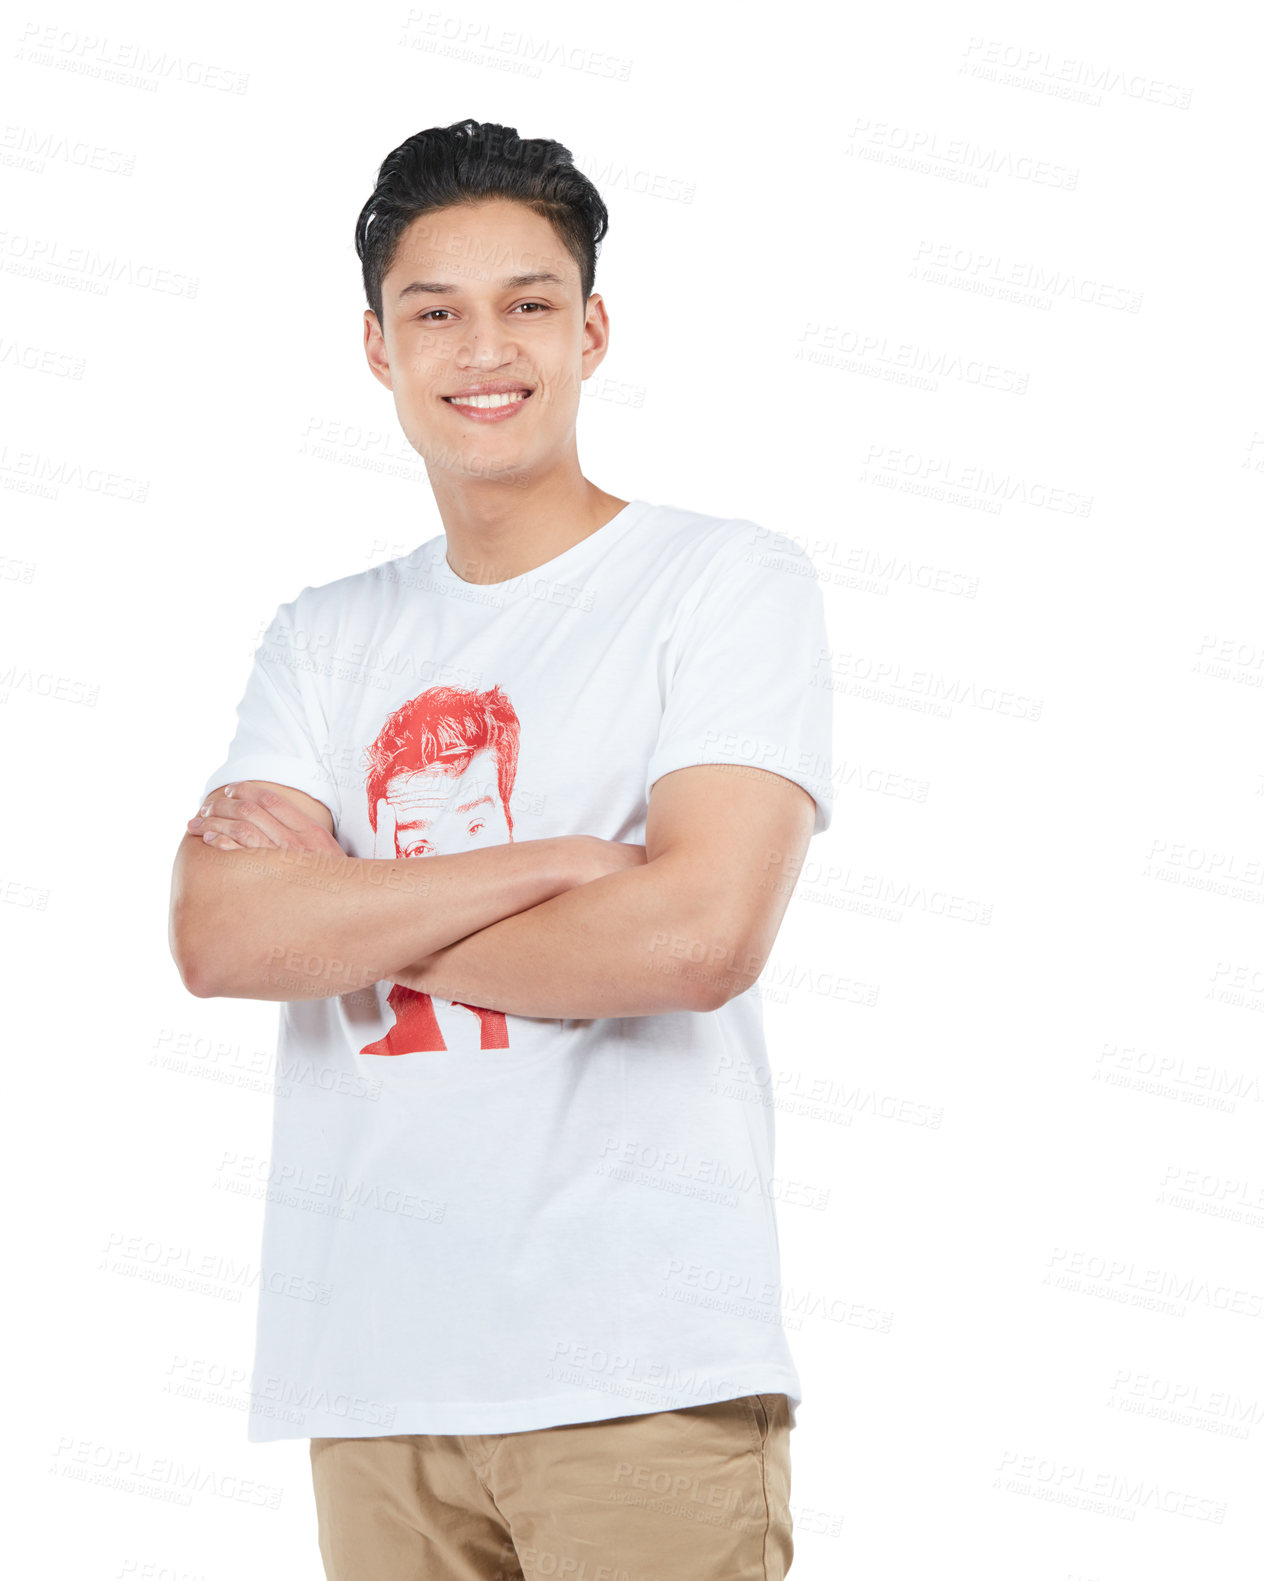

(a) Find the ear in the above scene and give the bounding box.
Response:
[364,309,393,391]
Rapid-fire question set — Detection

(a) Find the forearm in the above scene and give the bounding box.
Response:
[396,854,755,1018]
[172,836,577,1002]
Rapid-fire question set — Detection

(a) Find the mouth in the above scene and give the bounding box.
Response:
[442,387,534,421]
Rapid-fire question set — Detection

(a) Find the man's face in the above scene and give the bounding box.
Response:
[364,197,610,483]
[382,748,511,858]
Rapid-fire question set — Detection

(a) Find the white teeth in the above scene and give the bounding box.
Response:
[447,390,529,409]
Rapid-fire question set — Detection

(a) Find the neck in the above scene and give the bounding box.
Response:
[430,464,628,586]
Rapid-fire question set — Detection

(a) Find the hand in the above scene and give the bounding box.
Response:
[561,835,648,889]
[373,798,399,860]
[187,781,347,860]
[393,838,648,998]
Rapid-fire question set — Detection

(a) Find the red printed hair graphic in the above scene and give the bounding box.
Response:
[364,684,520,840]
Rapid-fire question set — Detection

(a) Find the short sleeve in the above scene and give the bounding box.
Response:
[646,527,834,836]
[199,596,341,822]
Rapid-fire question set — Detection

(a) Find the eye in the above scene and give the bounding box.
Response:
[417,303,550,322]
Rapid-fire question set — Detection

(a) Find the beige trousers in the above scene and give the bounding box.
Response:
[310,1392,794,1580]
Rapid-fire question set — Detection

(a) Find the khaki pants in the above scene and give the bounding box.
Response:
[310,1393,794,1580]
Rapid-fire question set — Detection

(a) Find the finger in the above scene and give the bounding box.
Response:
[196,828,245,851]
[195,814,276,850]
[231,782,329,840]
[193,801,280,846]
[200,789,294,847]
[374,798,397,859]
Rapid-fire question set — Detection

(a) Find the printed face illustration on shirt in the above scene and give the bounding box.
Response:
[358,684,520,1057]
[373,748,511,862]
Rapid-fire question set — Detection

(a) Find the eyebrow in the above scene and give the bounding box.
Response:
[396,270,569,303]
[397,793,496,828]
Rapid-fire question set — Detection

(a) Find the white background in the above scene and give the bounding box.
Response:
[3,2,1262,1578]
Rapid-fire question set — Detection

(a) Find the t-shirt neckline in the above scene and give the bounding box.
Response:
[428,498,652,600]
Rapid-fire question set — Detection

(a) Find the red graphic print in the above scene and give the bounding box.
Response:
[357,685,520,1056]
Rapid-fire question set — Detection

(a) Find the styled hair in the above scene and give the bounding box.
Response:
[363,684,521,841]
[354,119,609,331]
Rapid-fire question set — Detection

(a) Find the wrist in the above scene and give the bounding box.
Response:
[546,835,599,895]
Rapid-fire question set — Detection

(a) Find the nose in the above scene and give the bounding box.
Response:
[454,313,520,371]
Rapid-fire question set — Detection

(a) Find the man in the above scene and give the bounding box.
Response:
[170,118,834,1581]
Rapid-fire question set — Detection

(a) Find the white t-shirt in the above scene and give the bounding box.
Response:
[200,497,834,1441]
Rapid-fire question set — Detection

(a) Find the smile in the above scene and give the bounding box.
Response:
[442,390,533,421]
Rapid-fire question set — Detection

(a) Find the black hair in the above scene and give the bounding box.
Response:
[354,119,609,332]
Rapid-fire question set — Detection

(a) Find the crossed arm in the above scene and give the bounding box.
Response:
[393,764,816,1017]
[170,765,817,1018]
